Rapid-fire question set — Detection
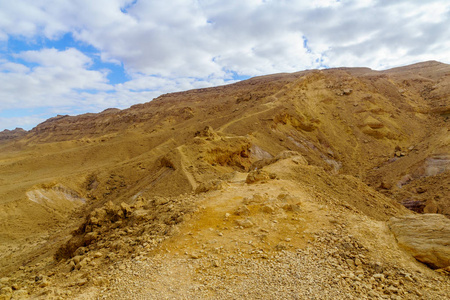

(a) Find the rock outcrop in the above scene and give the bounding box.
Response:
[0,127,27,142]
[389,214,450,269]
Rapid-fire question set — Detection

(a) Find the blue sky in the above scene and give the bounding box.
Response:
[0,0,449,131]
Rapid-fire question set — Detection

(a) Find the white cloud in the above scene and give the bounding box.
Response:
[0,60,29,73]
[0,48,111,111]
[2,0,449,74]
[17,48,92,68]
[0,115,47,131]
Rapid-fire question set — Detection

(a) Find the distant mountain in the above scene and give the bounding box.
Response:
[0,127,26,141]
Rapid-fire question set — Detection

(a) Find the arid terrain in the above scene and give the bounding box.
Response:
[0,61,449,299]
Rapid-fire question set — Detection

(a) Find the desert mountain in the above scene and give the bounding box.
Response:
[0,61,449,299]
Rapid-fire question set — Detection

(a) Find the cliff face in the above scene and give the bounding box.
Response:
[0,61,449,297]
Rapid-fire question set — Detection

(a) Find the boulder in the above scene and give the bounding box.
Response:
[246,170,276,184]
[388,214,450,269]
[250,151,307,170]
[194,126,219,140]
[234,205,250,216]
[274,150,305,162]
[235,218,254,228]
[120,202,132,217]
[195,180,224,194]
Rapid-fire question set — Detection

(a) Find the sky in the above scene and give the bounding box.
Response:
[0,0,449,131]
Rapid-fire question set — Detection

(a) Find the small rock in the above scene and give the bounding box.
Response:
[212,260,220,267]
[282,203,301,212]
[249,194,267,204]
[68,260,76,271]
[72,255,83,265]
[235,219,254,228]
[373,274,385,282]
[245,170,271,184]
[275,244,287,251]
[77,258,89,270]
[379,181,392,190]
[120,202,132,216]
[261,204,274,214]
[93,276,107,286]
[77,278,88,286]
[404,274,414,282]
[234,205,250,216]
[368,290,379,297]
[416,186,427,194]
[346,259,355,268]
[343,89,353,95]
[386,286,398,294]
[39,279,50,288]
[133,198,145,209]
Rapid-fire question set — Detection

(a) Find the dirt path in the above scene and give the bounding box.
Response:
[175,145,198,191]
[217,103,278,133]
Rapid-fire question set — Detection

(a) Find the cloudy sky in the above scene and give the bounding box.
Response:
[0,0,449,131]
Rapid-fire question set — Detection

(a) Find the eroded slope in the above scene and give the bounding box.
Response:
[0,61,449,298]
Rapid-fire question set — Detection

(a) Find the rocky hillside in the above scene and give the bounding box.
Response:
[0,61,449,299]
[0,128,26,141]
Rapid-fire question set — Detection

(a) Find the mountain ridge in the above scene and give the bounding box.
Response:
[1,60,447,140]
